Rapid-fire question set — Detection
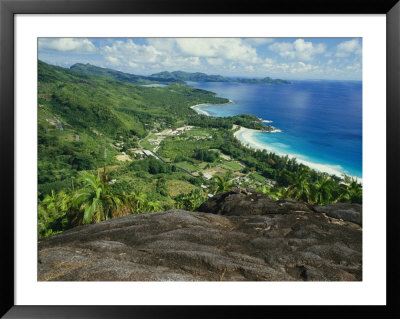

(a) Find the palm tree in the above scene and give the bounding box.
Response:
[39,190,71,237]
[144,200,162,212]
[286,167,312,203]
[173,189,205,211]
[71,171,122,224]
[312,175,335,205]
[336,175,362,204]
[121,190,147,214]
[212,172,233,194]
[258,185,285,201]
[41,189,70,215]
[348,178,362,204]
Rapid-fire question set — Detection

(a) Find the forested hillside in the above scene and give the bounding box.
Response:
[70,63,183,85]
[38,60,228,197]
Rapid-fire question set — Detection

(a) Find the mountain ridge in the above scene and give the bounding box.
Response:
[150,70,291,84]
[69,63,290,85]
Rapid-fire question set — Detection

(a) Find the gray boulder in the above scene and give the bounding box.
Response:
[197,187,313,216]
[38,190,362,281]
[313,203,362,226]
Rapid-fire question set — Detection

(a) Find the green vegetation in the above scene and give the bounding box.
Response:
[70,63,183,84]
[188,113,273,130]
[70,171,122,224]
[129,157,174,175]
[38,60,362,239]
[38,60,228,197]
[193,149,219,162]
[212,173,234,194]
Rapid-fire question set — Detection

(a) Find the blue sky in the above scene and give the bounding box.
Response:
[38,37,362,80]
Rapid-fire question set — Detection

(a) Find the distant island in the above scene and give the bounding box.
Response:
[150,70,291,84]
[70,63,290,85]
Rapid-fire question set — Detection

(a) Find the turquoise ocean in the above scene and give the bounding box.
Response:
[188,80,362,179]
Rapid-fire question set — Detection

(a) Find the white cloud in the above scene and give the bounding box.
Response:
[100,39,206,73]
[207,58,224,66]
[262,58,276,70]
[105,56,120,65]
[146,38,177,53]
[292,61,320,73]
[269,39,326,61]
[39,38,96,53]
[336,39,361,57]
[161,56,200,67]
[38,37,362,80]
[245,65,255,72]
[103,40,162,64]
[345,63,361,71]
[243,38,274,45]
[269,42,295,58]
[175,38,261,63]
[128,61,138,68]
[260,59,323,76]
[98,38,266,74]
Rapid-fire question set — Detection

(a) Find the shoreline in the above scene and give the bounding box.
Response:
[190,103,211,116]
[190,99,234,116]
[233,126,362,182]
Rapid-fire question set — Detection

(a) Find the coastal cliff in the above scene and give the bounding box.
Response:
[38,188,362,281]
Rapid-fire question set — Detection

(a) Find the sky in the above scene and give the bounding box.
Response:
[38,37,362,80]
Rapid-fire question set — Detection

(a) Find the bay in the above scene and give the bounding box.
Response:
[187,80,362,179]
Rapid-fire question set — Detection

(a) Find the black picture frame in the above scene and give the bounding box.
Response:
[1,0,399,318]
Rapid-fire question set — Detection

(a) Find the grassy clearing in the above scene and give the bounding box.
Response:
[197,162,210,169]
[175,161,199,172]
[166,180,197,197]
[249,173,266,183]
[184,128,212,137]
[220,160,243,170]
[59,133,78,142]
[202,165,228,177]
[141,140,155,151]
[173,120,186,128]
[157,135,220,160]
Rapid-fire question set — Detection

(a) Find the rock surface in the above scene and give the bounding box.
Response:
[38,189,362,281]
[313,203,362,226]
[198,187,314,216]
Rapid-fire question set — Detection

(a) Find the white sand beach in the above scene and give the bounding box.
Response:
[233,126,362,182]
[190,99,234,116]
[190,104,211,116]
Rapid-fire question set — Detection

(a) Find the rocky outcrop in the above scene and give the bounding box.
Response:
[38,188,362,281]
[197,187,314,216]
[313,203,362,226]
